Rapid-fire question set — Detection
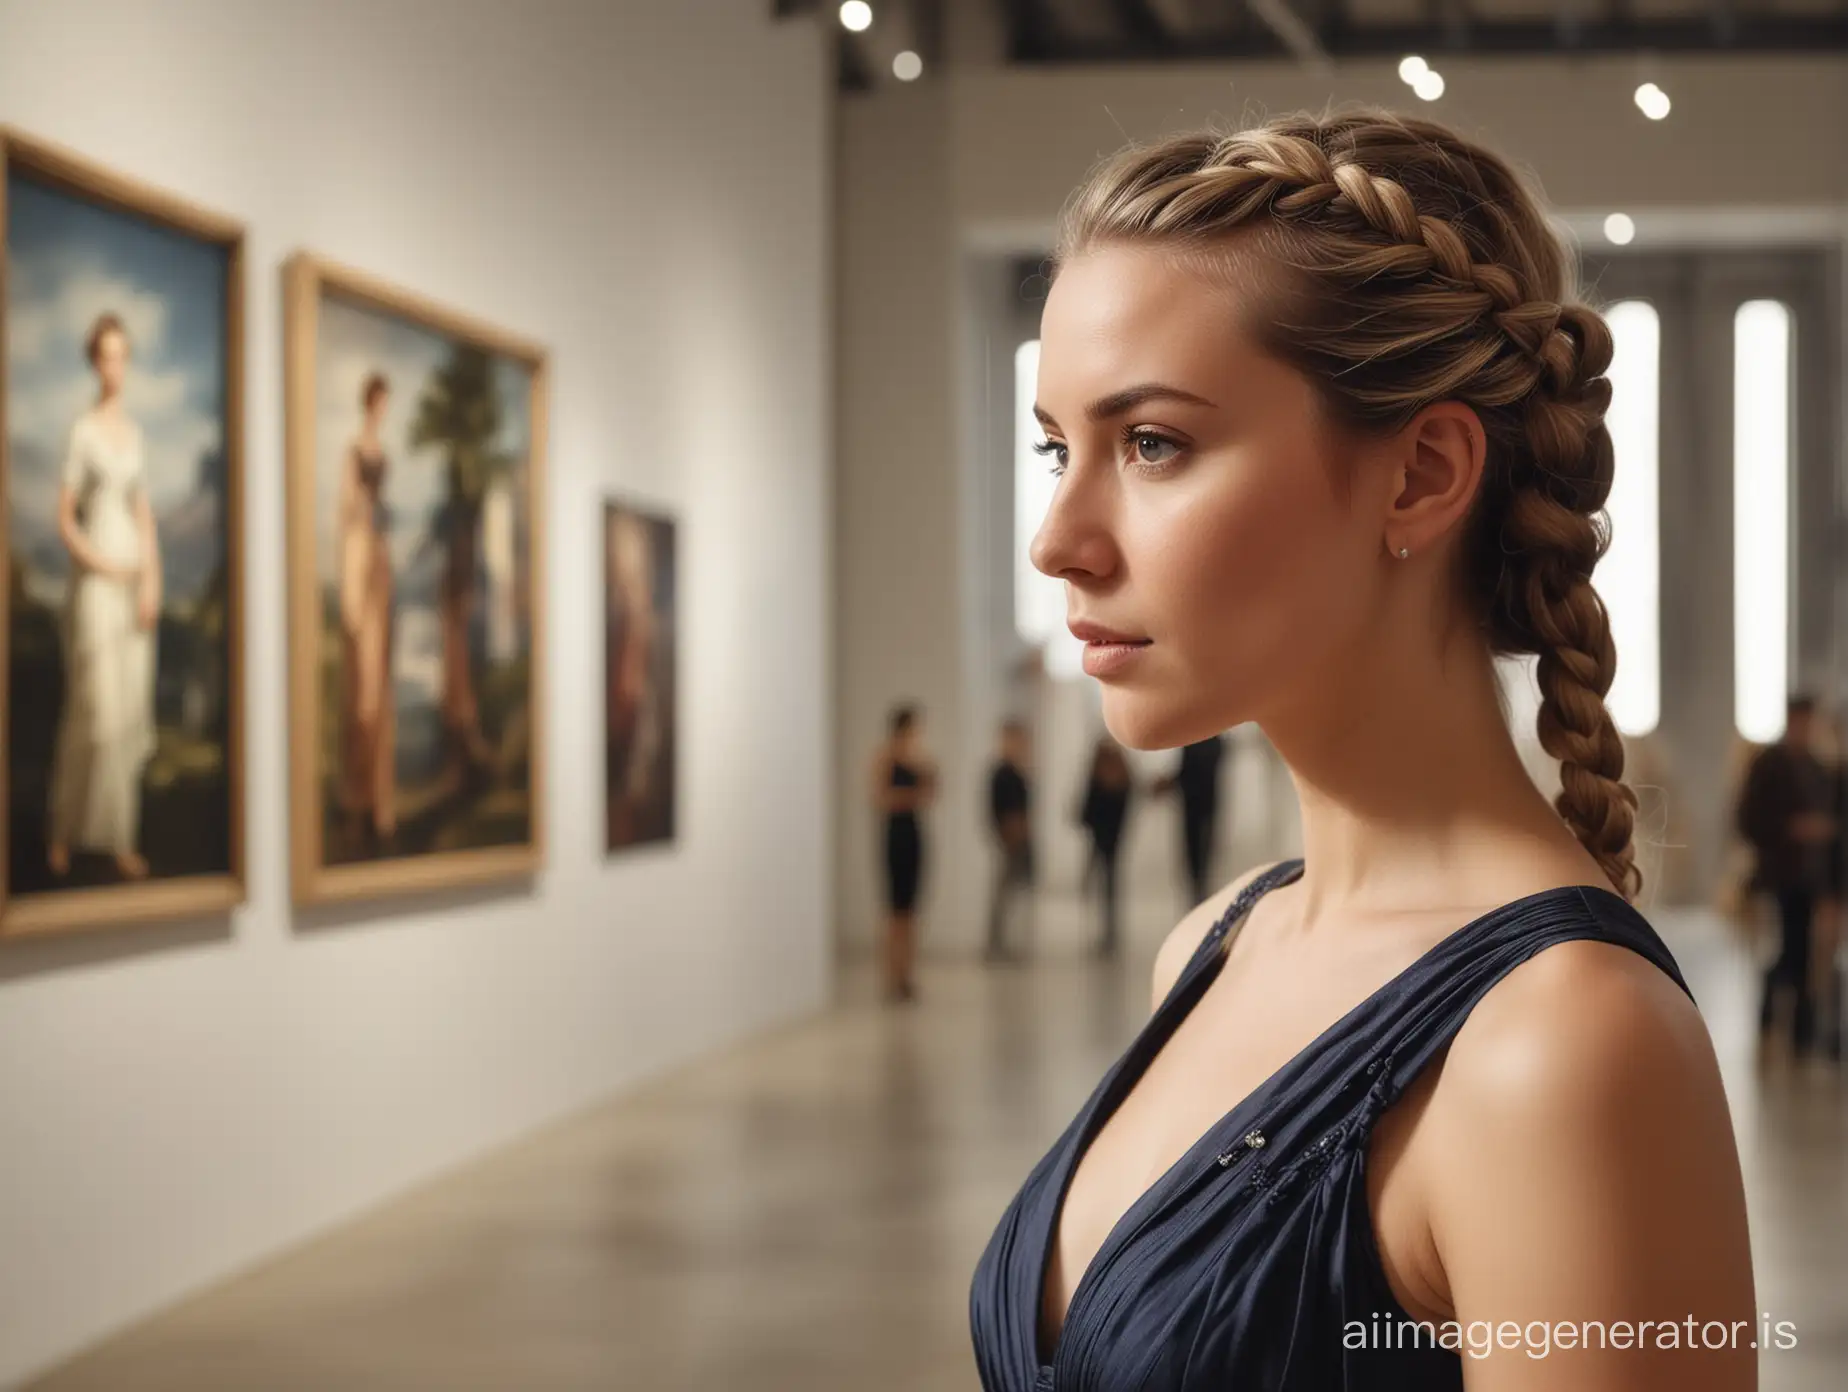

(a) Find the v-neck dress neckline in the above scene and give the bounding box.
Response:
[971,858,1693,1392]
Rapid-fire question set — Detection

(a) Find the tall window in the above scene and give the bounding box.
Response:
[1733,300,1793,743]
[1601,300,1661,737]
[1014,339,1083,677]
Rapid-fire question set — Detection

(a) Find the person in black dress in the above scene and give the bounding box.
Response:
[1154,734,1227,906]
[1078,735,1133,957]
[872,704,934,1001]
[973,110,1752,1390]
[985,720,1035,962]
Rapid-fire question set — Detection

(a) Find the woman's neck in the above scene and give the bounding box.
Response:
[1258,622,1591,927]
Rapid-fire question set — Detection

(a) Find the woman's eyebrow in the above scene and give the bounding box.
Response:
[1033,383,1219,431]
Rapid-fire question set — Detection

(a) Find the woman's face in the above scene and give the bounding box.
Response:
[92,328,130,397]
[1029,244,1394,750]
[366,388,390,430]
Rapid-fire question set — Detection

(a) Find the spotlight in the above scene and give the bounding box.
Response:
[1604,212,1636,246]
[1398,56,1428,85]
[839,1,872,32]
[1634,82,1672,120]
[1412,69,1445,102]
[893,50,922,82]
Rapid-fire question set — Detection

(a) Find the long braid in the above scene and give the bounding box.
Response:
[1059,111,1643,900]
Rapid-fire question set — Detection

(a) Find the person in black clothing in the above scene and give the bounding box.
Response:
[1078,735,1133,957]
[985,720,1034,962]
[872,704,935,1001]
[1737,694,1838,1055]
[1154,734,1227,906]
[1819,711,1847,1059]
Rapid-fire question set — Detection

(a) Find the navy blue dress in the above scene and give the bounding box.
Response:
[969,858,1691,1391]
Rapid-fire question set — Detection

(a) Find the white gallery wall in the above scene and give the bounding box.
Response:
[835,46,1848,955]
[0,1,832,1385]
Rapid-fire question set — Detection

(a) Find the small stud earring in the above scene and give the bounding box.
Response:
[1396,545,1410,559]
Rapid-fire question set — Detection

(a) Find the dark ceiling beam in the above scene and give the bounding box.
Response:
[998,0,1058,62]
[1709,0,1738,45]
[1111,0,1177,51]
[1008,14,1848,58]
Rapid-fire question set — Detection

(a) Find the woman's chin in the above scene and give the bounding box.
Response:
[1099,690,1234,752]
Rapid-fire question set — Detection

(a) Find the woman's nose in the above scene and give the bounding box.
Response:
[1030,489,1116,583]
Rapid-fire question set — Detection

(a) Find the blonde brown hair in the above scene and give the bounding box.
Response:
[1059,109,1639,899]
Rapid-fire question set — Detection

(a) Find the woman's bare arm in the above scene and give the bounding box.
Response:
[1421,940,1756,1390]
[56,484,125,579]
[336,446,366,635]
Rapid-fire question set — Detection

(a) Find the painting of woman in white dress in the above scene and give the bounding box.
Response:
[46,312,160,882]
[286,254,545,905]
[2,129,244,935]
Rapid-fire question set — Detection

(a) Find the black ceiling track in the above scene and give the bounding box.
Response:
[1006,15,1848,62]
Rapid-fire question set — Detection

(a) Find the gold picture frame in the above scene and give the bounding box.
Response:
[0,127,246,938]
[283,254,547,905]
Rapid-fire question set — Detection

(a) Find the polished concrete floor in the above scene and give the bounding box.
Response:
[25,894,1848,1391]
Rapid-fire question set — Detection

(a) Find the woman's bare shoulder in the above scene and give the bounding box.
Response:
[1412,931,1751,1355]
[1149,861,1285,1011]
[1435,929,1712,1121]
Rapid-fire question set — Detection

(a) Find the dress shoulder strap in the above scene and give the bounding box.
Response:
[1353,884,1693,1133]
[1170,858,1306,990]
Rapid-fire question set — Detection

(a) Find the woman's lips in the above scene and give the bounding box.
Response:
[1080,641,1150,679]
[1069,622,1153,679]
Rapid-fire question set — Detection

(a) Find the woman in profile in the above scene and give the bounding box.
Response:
[871,704,935,1001]
[48,312,160,881]
[336,372,396,851]
[970,110,1753,1390]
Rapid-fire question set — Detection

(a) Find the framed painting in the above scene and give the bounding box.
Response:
[283,254,547,905]
[604,500,676,852]
[0,128,245,938]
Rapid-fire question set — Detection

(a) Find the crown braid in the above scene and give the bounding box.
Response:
[1059,111,1640,900]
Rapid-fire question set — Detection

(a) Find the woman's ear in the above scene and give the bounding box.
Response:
[1383,401,1486,557]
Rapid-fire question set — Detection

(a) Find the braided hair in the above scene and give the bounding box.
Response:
[1059,110,1640,900]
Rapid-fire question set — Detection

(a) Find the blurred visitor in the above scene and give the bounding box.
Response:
[1153,733,1227,906]
[1818,710,1847,1059]
[1737,694,1838,1057]
[985,719,1035,962]
[871,703,935,1002]
[1077,735,1133,958]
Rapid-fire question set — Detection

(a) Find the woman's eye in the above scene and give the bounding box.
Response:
[1032,439,1069,472]
[1131,433,1181,466]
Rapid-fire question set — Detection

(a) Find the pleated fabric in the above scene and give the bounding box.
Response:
[969,858,1692,1392]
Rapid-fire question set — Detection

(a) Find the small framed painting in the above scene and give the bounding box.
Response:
[604,500,676,852]
[284,254,547,905]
